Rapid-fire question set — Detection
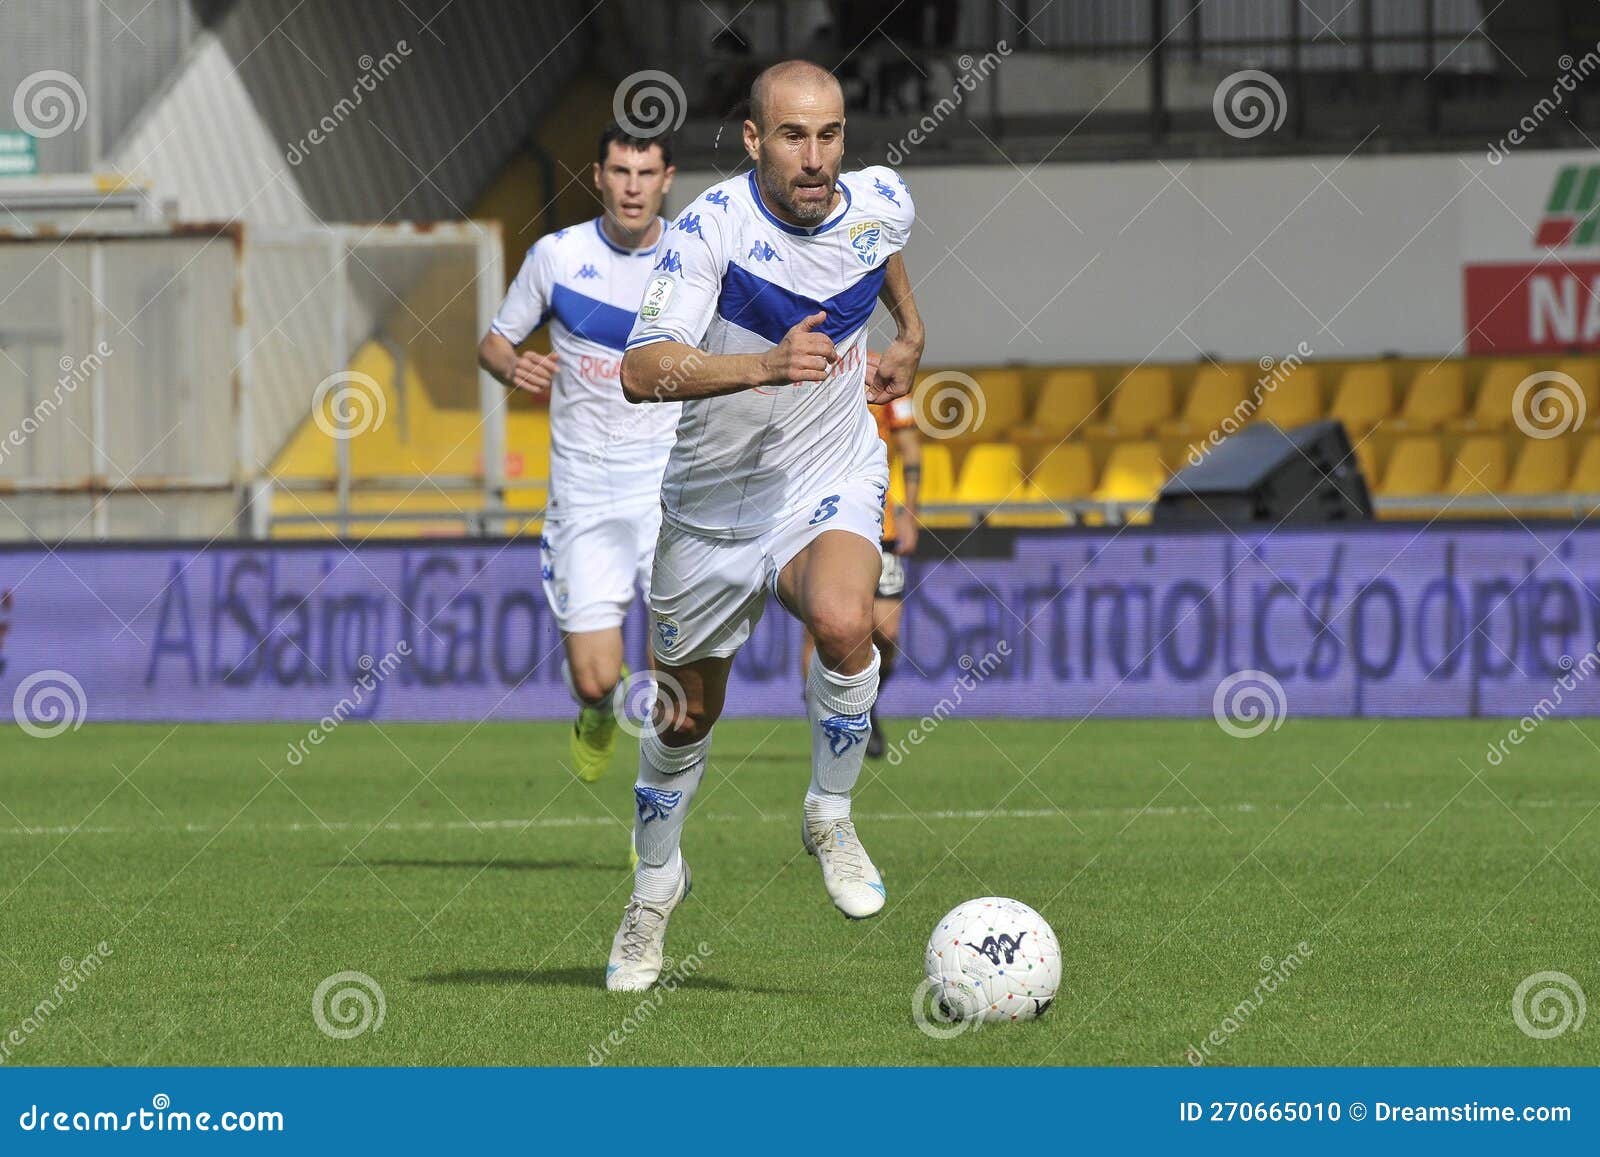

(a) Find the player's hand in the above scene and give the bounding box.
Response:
[894,513,919,556]
[511,350,559,397]
[762,311,837,385]
[867,334,921,403]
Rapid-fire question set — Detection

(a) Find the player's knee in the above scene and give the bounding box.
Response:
[809,605,875,670]
[571,668,618,705]
[654,699,717,745]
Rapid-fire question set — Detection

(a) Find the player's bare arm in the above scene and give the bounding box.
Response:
[867,252,924,404]
[477,331,559,399]
[620,310,838,403]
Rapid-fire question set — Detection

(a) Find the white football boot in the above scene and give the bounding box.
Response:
[605,860,692,992]
[803,816,886,919]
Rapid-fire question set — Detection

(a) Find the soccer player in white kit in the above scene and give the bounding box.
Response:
[606,62,926,990]
[477,126,681,784]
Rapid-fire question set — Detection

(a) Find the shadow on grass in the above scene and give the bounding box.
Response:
[415,966,789,994]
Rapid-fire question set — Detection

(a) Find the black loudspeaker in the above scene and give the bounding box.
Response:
[1153,420,1373,525]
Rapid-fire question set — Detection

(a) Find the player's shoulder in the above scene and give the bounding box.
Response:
[677,174,747,229]
[845,165,914,221]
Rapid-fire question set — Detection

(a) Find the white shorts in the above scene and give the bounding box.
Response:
[649,473,887,664]
[539,502,661,634]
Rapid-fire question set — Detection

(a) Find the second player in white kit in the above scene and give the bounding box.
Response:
[478,126,681,786]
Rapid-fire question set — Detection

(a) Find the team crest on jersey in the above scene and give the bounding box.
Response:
[555,582,570,613]
[655,615,681,652]
[640,274,675,321]
[849,220,883,267]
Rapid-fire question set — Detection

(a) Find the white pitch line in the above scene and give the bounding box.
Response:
[0,798,1585,839]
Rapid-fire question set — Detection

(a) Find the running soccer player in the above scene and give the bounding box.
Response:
[801,374,921,759]
[477,125,680,784]
[606,60,925,991]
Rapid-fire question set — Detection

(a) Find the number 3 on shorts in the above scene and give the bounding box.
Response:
[809,494,841,526]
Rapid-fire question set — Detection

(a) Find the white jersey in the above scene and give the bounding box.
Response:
[490,217,681,514]
[625,166,915,539]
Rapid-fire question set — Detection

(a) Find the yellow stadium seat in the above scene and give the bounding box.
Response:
[1085,368,1173,439]
[1446,436,1509,497]
[953,442,1027,505]
[1030,443,1096,501]
[1451,360,1530,433]
[1568,436,1600,491]
[916,368,1025,443]
[1328,364,1393,436]
[1352,438,1384,484]
[1552,358,1600,428]
[1092,441,1167,506]
[916,442,964,527]
[1252,365,1321,430]
[1391,363,1465,431]
[1159,365,1247,439]
[1379,437,1444,496]
[1506,437,1572,496]
[1011,369,1099,445]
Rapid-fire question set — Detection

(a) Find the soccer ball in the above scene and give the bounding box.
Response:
[924,897,1061,1023]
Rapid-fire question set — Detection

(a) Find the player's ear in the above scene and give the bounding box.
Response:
[742,119,760,162]
[591,162,603,194]
[661,164,676,194]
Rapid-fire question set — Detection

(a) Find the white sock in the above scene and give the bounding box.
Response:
[631,725,710,890]
[805,646,881,807]
[804,789,851,825]
[635,848,683,905]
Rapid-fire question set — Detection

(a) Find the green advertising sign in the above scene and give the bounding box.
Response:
[0,131,38,176]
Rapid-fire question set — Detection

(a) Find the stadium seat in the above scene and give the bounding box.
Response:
[1390,363,1465,431]
[1085,368,1173,439]
[915,442,964,527]
[1379,437,1444,496]
[1327,364,1393,436]
[1445,436,1509,498]
[1252,365,1321,430]
[1090,441,1167,522]
[1553,357,1600,428]
[1352,437,1384,485]
[1568,436,1600,492]
[1451,360,1530,433]
[1506,437,1572,503]
[953,442,1028,505]
[1029,443,1097,502]
[1159,365,1247,439]
[917,368,1026,444]
[1010,369,1099,446]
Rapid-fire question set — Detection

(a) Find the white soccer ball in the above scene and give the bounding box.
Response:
[924,897,1061,1023]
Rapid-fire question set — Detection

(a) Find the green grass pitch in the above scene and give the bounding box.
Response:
[0,717,1596,1066]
